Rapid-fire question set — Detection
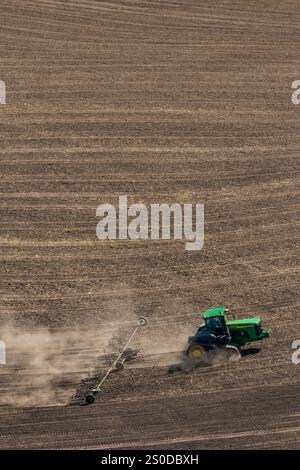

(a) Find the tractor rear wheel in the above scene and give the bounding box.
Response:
[225,345,241,362]
[187,343,207,362]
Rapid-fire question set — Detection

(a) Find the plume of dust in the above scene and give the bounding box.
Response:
[133,322,192,368]
[0,316,136,408]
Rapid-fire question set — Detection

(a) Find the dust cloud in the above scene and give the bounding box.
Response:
[0,298,202,407]
[0,317,136,408]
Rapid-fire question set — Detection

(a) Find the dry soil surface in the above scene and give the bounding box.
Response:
[0,0,299,449]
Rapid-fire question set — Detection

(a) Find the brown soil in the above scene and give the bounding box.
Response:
[0,0,299,449]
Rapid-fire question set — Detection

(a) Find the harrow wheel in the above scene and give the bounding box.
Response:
[85,394,95,405]
[114,361,124,372]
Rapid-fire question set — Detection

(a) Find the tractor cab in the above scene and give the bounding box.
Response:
[189,307,231,346]
[204,308,229,335]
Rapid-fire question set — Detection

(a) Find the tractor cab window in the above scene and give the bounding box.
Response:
[206,316,226,334]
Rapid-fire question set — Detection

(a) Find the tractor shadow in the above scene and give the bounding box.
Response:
[241,347,261,357]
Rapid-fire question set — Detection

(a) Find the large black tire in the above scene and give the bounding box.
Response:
[186,343,207,362]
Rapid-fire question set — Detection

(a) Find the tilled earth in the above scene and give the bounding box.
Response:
[0,0,299,449]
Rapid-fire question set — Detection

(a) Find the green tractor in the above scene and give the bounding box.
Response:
[187,307,271,363]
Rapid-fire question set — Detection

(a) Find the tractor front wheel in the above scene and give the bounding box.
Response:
[225,345,241,362]
[186,343,207,362]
